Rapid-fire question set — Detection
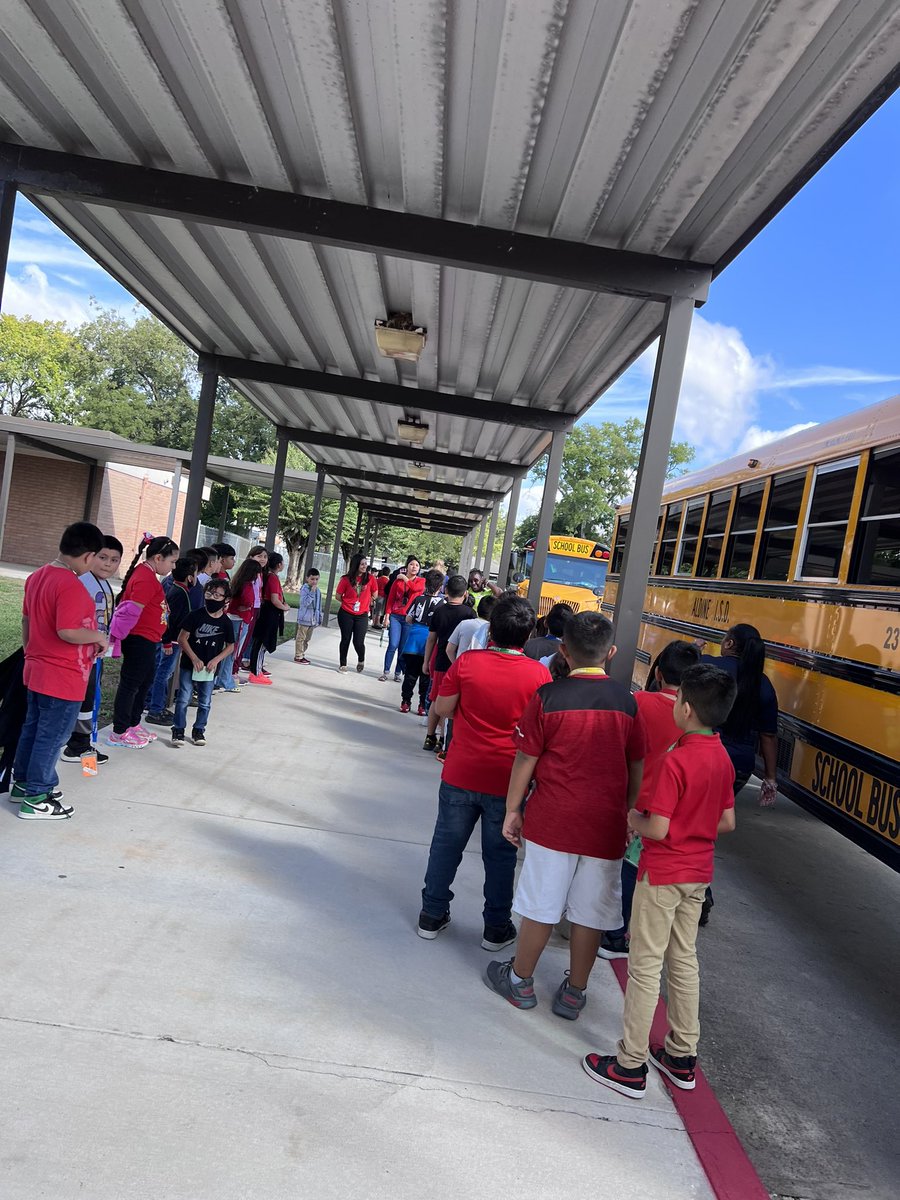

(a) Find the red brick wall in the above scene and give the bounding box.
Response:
[0,450,89,565]
[95,467,187,558]
[0,454,188,567]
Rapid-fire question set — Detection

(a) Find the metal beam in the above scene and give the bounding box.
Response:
[324,466,503,502]
[216,484,231,540]
[343,486,492,519]
[362,505,471,530]
[303,466,327,578]
[280,425,525,479]
[484,502,501,577]
[165,461,182,538]
[609,295,694,686]
[497,477,523,588]
[0,432,16,559]
[362,510,470,536]
[323,491,348,628]
[82,461,100,523]
[0,182,15,311]
[181,371,216,548]
[13,431,98,468]
[199,353,571,433]
[527,431,567,612]
[1,143,711,303]
[265,428,289,551]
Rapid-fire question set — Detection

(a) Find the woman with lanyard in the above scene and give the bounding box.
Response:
[698,622,779,924]
[380,556,424,682]
[335,553,378,674]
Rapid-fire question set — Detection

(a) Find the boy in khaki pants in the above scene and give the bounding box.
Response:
[582,663,737,1097]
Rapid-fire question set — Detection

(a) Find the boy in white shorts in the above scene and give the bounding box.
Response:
[484,612,646,1018]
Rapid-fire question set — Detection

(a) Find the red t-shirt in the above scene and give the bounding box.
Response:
[514,674,647,859]
[336,574,378,614]
[22,564,97,701]
[634,689,681,806]
[386,574,425,616]
[639,733,736,885]
[376,576,389,598]
[264,573,284,603]
[121,563,168,643]
[227,582,256,623]
[440,650,551,797]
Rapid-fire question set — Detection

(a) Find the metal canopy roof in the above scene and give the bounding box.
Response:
[1,1,899,525]
[0,415,341,497]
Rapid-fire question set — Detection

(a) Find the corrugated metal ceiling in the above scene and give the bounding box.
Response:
[1,0,898,505]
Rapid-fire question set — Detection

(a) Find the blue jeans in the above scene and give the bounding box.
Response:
[173,670,214,735]
[607,858,639,938]
[146,645,179,713]
[422,781,517,927]
[14,691,81,797]
[214,619,242,690]
[383,613,407,674]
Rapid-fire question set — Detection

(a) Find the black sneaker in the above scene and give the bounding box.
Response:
[417,910,450,940]
[145,710,174,726]
[18,793,74,821]
[581,1053,647,1098]
[551,974,587,1021]
[61,746,109,766]
[422,734,438,752]
[192,730,207,747]
[481,921,517,952]
[171,731,185,748]
[597,932,630,960]
[649,1045,697,1091]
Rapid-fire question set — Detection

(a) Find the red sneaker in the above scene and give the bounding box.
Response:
[417,705,426,716]
[400,702,411,713]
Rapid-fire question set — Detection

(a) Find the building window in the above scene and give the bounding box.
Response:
[723,483,764,578]
[695,490,731,577]
[675,499,705,575]
[755,472,806,581]
[850,447,900,585]
[611,515,629,573]
[797,458,859,581]
[655,503,683,576]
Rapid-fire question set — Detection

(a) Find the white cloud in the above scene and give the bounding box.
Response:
[761,368,900,390]
[7,235,107,272]
[736,422,817,453]
[3,264,95,325]
[518,483,547,518]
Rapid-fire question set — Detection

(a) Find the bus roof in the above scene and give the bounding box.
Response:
[617,394,900,512]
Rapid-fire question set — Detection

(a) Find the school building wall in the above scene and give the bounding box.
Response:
[0,454,187,567]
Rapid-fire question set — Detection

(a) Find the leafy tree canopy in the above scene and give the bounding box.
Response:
[0,313,77,419]
[514,419,693,544]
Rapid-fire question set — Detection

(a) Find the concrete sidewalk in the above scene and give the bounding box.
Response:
[1,626,716,1200]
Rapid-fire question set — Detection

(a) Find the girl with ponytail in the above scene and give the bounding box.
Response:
[108,535,179,748]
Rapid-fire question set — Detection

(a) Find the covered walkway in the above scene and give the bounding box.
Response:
[3,628,736,1199]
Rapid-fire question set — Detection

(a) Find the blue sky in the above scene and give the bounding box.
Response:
[3,89,899,482]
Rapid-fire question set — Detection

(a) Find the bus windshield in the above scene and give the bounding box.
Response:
[525,551,607,591]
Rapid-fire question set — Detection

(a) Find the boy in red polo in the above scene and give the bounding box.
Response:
[485,612,646,1018]
[582,663,737,1098]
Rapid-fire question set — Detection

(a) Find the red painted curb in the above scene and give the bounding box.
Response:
[609,958,769,1200]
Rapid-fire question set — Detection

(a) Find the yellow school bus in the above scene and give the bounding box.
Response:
[514,535,610,617]
[603,395,900,870]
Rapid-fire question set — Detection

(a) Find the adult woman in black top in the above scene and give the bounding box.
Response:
[699,623,779,924]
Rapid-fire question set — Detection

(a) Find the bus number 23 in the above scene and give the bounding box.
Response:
[884,626,900,651]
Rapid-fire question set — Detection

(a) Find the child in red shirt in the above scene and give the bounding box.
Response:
[583,662,738,1098]
[108,535,179,749]
[14,522,106,820]
[418,595,550,949]
[225,557,264,683]
[600,639,701,959]
[485,612,645,1019]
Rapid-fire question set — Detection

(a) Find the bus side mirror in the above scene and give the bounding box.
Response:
[512,573,525,583]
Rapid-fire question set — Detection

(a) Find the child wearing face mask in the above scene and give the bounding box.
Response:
[171,580,235,748]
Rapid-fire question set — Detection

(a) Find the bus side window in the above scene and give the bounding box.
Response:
[755,472,806,581]
[611,516,629,573]
[656,503,683,576]
[796,458,859,581]
[723,483,764,579]
[674,498,705,575]
[849,447,900,585]
[695,490,731,577]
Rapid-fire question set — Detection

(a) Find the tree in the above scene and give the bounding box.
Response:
[375,526,462,567]
[516,419,693,544]
[0,313,77,418]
